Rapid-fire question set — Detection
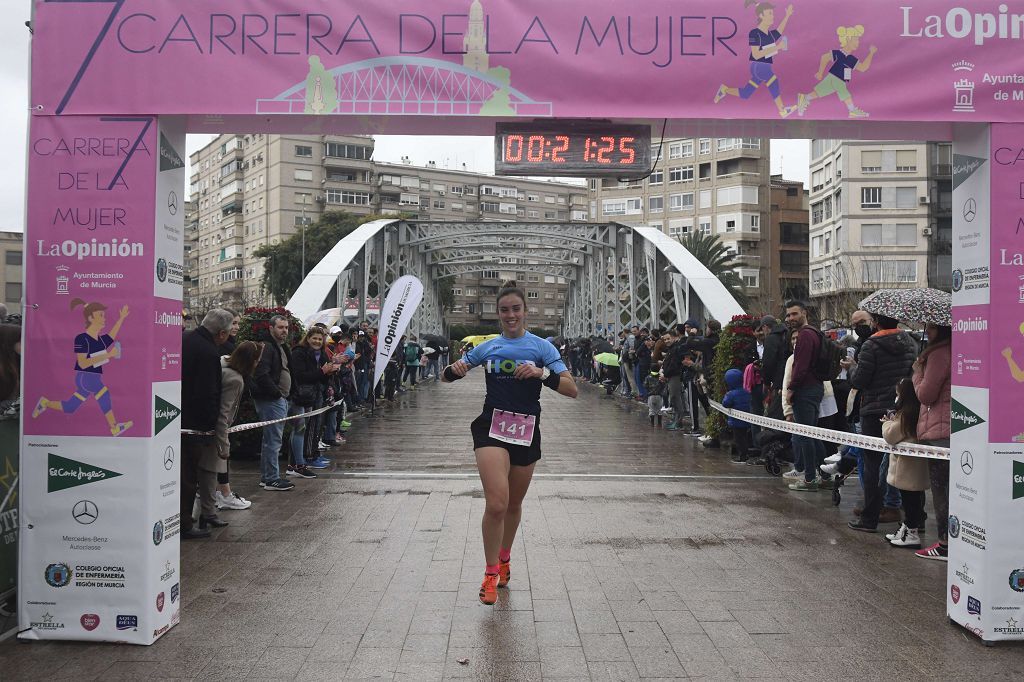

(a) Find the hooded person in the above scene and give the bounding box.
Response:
[722,367,754,463]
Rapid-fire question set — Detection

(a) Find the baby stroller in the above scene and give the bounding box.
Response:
[828,445,861,506]
[756,427,793,476]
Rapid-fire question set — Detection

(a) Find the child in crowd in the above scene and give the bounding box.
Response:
[722,367,753,464]
[645,369,665,427]
[882,377,930,549]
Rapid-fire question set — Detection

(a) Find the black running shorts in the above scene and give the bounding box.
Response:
[470,407,542,467]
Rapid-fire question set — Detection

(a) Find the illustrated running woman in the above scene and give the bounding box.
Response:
[33,298,133,436]
[714,1,797,118]
[797,25,877,118]
[442,281,577,605]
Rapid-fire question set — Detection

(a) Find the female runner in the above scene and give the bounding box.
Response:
[442,281,577,605]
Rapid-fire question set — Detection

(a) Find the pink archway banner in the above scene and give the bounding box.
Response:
[29,0,1024,124]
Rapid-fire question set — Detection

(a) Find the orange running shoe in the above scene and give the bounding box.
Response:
[498,560,511,587]
[479,573,499,605]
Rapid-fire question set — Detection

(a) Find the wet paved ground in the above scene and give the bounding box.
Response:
[2,376,1023,679]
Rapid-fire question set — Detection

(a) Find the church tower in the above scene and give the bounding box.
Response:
[463,0,489,73]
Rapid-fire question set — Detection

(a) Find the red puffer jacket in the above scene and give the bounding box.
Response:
[912,341,951,442]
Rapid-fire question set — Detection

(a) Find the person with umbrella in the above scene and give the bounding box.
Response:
[846,289,935,532]
[594,351,622,395]
[441,281,576,606]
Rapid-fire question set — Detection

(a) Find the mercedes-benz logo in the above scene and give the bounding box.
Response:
[963,198,977,222]
[167,191,178,215]
[961,450,973,475]
[72,500,98,525]
[163,446,175,471]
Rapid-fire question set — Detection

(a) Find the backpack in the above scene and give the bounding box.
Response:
[404,343,420,364]
[810,328,844,381]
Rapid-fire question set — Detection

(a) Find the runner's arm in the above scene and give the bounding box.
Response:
[549,371,577,398]
[442,359,472,383]
[856,47,877,72]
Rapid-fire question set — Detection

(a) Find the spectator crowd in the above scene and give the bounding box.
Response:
[180,308,448,539]
[560,300,951,561]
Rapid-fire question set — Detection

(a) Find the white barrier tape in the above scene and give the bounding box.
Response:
[709,400,950,461]
[181,400,339,436]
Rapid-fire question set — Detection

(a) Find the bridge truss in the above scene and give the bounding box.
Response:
[286,220,743,337]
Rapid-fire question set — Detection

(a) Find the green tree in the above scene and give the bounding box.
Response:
[256,211,392,304]
[678,231,751,311]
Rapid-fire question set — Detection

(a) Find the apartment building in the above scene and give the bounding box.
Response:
[186,135,587,330]
[0,231,23,317]
[589,137,774,313]
[807,140,953,324]
[769,177,811,312]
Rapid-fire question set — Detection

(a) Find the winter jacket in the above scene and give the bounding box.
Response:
[661,340,690,378]
[181,326,222,433]
[722,368,752,429]
[912,340,951,441]
[290,345,331,405]
[250,336,291,401]
[203,357,245,472]
[848,329,917,417]
[760,324,790,390]
[882,418,930,491]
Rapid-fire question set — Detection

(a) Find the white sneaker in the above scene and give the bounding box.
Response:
[889,524,921,548]
[885,523,908,542]
[819,462,840,476]
[218,491,251,510]
[214,490,226,510]
[824,454,841,464]
[317,440,331,450]
[782,468,803,480]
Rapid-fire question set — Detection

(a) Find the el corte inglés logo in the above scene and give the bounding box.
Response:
[950,398,984,433]
[1013,461,1024,501]
[47,453,122,493]
[154,395,180,435]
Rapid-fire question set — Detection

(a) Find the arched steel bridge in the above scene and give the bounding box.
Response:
[286,220,743,338]
[256,56,553,116]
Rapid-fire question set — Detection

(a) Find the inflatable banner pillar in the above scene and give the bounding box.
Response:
[949,123,1024,643]
[18,115,184,644]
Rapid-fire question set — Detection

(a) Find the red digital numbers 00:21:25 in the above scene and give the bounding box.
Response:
[502,134,637,165]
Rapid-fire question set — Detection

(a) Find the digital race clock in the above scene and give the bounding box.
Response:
[494,121,652,177]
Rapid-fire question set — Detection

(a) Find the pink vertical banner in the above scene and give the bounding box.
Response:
[23,116,157,438]
[951,303,990,389]
[989,126,1024,444]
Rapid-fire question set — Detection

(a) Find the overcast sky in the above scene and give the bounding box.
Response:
[3,2,809,232]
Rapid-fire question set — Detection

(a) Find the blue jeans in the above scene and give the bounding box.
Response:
[254,397,288,483]
[881,454,903,508]
[790,383,826,482]
[289,403,306,466]
[635,365,648,399]
[423,357,439,379]
[356,368,370,401]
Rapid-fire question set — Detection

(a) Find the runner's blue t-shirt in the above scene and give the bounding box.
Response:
[463,332,568,416]
[73,333,113,373]
[828,50,859,81]
[748,29,782,63]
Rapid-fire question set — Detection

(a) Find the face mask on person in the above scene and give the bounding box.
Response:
[855,323,872,339]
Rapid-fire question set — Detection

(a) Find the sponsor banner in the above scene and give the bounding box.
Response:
[373,275,424,390]
[19,119,183,644]
[949,123,1024,643]
[989,125,1024,444]
[23,115,157,439]
[952,127,992,308]
[28,1,1024,126]
[951,304,990,388]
